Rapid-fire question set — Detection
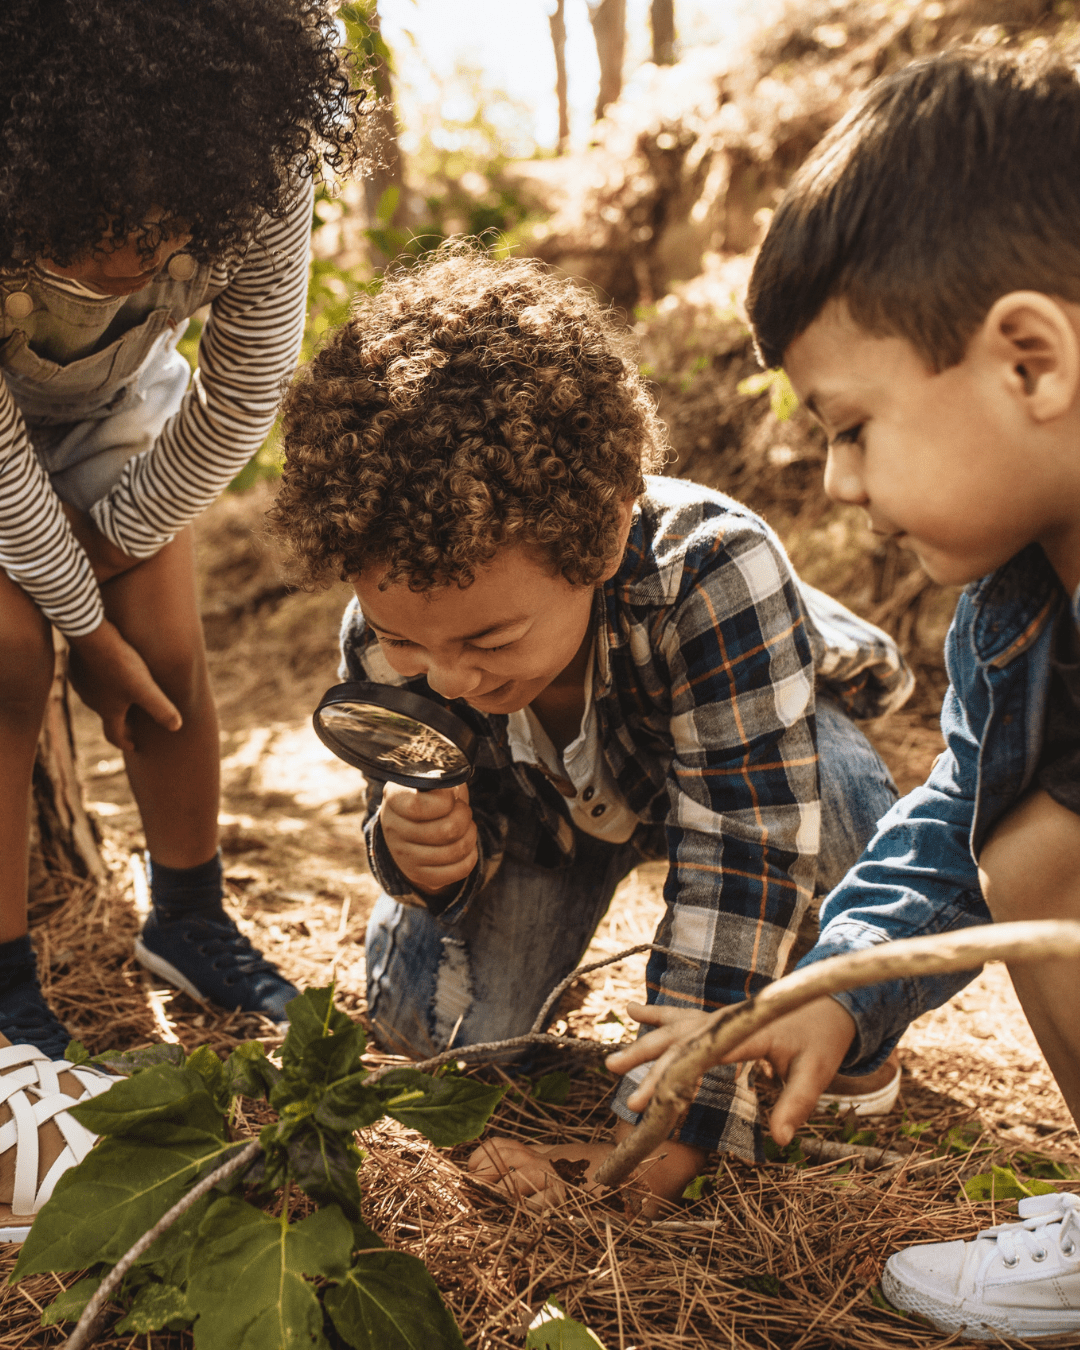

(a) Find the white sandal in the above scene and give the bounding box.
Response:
[0,1037,118,1244]
[815,1052,902,1117]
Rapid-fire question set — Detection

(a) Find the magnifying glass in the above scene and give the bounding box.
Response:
[312,681,476,790]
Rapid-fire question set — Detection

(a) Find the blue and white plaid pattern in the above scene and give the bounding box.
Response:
[341,476,912,1156]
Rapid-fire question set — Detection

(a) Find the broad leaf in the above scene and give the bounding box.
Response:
[281,986,357,1073]
[286,1124,364,1220]
[374,1069,504,1146]
[301,1022,367,1084]
[64,1041,91,1067]
[324,1249,466,1350]
[39,1275,101,1327]
[314,1074,385,1134]
[225,1040,281,1100]
[133,1191,213,1285]
[187,1196,353,1350]
[526,1299,607,1349]
[186,1045,231,1115]
[13,1128,238,1277]
[114,1281,193,1333]
[963,1165,1058,1202]
[68,1064,224,1139]
[532,1072,572,1106]
[91,1043,186,1076]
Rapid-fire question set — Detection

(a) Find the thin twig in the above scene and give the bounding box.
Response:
[594,919,1080,1190]
[364,1032,607,1084]
[62,1139,262,1350]
[530,944,696,1035]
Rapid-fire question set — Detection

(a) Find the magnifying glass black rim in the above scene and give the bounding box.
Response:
[313,681,476,789]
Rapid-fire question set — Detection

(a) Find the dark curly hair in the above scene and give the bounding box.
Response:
[0,0,366,268]
[270,247,667,591]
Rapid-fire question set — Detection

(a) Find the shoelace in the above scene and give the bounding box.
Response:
[979,1194,1080,1270]
[181,917,283,984]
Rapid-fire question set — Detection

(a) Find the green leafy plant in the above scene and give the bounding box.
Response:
[526,1298,608,1349]
[12,986,503,1349]
[962,1165,1058,1203]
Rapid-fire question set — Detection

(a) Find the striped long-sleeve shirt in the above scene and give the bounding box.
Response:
[0,180,312,637]
[341,475,914,1159]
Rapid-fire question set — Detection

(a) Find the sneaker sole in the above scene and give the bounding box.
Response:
[882,1263,1080,1340]
[0,1224,31,1245]
[133,938,211,1004]
[816,1064,901,1117]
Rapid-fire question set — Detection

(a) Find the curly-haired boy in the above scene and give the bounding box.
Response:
[0,0,364,1055]
[273,247,912,1205]
[612,46,1080,1336]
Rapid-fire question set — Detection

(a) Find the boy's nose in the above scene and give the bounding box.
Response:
[425,660,481,700]
[823,444,868,505]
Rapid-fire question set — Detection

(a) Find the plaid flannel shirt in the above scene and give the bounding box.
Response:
[340,476,912,1159]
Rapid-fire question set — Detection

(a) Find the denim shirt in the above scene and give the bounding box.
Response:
[802,543,1070,1071]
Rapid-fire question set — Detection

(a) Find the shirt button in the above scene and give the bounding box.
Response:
[4,291,33,320]
[168,253,198,281]
[582,786,595,802]
[590,803,606,817]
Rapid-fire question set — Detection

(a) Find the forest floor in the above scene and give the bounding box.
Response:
[3,484,1079,1350]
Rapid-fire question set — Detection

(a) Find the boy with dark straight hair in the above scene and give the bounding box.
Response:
[271,246,911,1207]
[611,46,1080,1339]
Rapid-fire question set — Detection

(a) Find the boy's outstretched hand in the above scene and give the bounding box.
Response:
[606,996,858,1147]
[380,781,478,896]
[67,619,182,752]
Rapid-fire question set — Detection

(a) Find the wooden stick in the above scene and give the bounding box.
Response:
[593,919,1080,1189]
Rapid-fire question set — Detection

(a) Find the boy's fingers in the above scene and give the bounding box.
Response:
[384,783,459,820]
[767,1055,831,1147]
[134,678,183,733]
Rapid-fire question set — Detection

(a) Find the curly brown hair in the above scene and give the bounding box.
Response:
[271,247,667,591]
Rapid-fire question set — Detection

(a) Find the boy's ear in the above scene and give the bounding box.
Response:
[979,291,1080,423]
[597,497,638,583]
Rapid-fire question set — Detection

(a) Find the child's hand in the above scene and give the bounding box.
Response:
[67,619,182,752]
[607,996,857,1147]
[380,782,477,896]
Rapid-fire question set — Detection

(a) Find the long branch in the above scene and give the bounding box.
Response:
[530,943,694,1035]
[594,919,1080,1189]
[364,1031,606,1084]
[62,1139,262,1350]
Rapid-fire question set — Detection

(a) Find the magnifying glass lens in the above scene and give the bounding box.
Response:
[317,701,469,780]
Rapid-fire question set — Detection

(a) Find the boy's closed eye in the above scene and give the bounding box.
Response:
[830,422,865,448]
[376,634,515,653]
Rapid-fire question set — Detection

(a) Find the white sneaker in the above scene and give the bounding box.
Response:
[883,1191,1080,1340]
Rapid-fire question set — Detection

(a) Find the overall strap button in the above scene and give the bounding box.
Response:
[4,291,33,320]
[167,253,197,281]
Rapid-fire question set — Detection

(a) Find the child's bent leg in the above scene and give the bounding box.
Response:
[0,569,75,1055]
[365,835,642,1058]
[100,527,297,1020]
[979,787,1080,1126]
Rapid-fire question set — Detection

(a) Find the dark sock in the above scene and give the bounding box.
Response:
[147,851,225,920]
[0,933,37,988]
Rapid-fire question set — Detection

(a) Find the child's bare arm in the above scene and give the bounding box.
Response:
[607,997,857,1146]
[379,782,478,897]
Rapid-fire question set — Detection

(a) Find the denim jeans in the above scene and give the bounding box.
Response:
[365,697,898,1058]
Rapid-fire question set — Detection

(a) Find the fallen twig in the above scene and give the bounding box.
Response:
[529,943,696,1035]
[594,919,1080,1190]
[364,1031,607,1084]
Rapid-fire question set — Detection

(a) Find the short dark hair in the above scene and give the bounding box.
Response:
[270,246,666,592]
[0,0,365,269]
[747,46,1080,371]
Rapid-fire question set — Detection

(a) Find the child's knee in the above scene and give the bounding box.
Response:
[0,619,54,719]
[979,789,1080,922]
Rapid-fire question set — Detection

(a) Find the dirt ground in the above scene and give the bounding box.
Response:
[3,484,1078,1350]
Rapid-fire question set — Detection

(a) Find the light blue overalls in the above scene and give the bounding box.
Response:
[0,252,215,508]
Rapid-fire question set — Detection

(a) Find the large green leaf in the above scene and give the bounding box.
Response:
[373,1070,504,1147]
[39,1276,101,1327]
[67,1064,225,1139]
[114,1281,193,1334]
[302,1022,367,1084]
[13,1127,239,1277]
[186,1045,232,1115]
[324,1249,466,1350]
[281,987,358,1073]
[90,1043,187,1076]
[187,1197,353,1350]
[526,1300,607,1349]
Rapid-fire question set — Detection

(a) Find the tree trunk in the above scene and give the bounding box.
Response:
[588,0,626,121]
[549,0,570,154]
[343,1,408,266]
[650,0,675,65]
[29,637,105,906]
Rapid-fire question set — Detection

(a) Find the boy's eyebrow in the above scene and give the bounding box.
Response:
[362,613,531,641]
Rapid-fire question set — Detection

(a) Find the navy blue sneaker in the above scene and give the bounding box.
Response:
[134,908,298,1021]
[0,978,74,1060]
